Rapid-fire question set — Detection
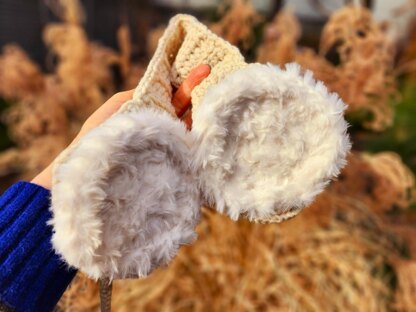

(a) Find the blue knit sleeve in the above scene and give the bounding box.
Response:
[0,182,77,312]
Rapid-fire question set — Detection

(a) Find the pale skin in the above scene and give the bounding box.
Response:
[31,64,211,190]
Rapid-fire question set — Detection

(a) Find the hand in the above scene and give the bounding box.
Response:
[31,64,211,190]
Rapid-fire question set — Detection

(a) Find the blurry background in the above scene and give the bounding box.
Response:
[1,0,416,311]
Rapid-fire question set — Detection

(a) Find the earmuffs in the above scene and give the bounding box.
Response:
[50,14,351,283]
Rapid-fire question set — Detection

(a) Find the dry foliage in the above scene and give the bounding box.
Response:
[0,0,143,180]
[397,17,416,77]
[258,6,397,132]
[43,22,118,118]
[59,189,405,312]
[363,152,415,209]
[317,6,397,131]
[256,10,301,65]
[0,45,45,100]
[210,0,262,50]
[331,153,415,213]
[392,259,416,312]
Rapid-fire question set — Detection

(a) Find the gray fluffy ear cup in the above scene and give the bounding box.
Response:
[191,63,351,222]
[50,107,201,280]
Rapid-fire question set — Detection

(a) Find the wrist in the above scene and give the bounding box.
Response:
[31,163,53,190]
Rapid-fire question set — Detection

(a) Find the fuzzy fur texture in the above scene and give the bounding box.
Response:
[50,108,201,280]
[192,63,351,222]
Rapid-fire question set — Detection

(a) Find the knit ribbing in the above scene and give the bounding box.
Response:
[0,182,76,312]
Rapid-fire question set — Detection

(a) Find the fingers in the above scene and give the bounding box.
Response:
[172,64,211,118]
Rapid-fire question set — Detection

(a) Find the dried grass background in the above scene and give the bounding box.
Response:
[0,0,415,311]
[0,0,143,179]
[257,6,398,132]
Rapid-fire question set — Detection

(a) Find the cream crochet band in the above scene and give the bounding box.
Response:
[120,14,247,115]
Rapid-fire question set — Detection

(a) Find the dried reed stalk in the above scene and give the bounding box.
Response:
[0,0,142,180]
[256,10,301,65]
[209,0,262,51]
[331,153,415,213]
[257,6,398,132]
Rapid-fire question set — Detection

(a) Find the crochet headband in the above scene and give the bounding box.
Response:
[50,14,351,281]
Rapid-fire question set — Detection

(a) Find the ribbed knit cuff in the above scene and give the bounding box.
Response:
[0,182,77,312]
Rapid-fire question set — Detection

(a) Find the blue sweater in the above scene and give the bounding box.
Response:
[0,182,77,312]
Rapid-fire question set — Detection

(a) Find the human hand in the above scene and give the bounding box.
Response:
[31,64,211,190]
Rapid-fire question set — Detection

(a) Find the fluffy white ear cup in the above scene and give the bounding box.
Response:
[50,108,201,280]
[192,63,351,222]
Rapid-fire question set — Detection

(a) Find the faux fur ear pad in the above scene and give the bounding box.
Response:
[50,108,201,280]
[192,63,351,222]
